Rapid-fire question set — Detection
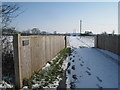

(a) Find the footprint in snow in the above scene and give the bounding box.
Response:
[67,62,71,68]
[96,84,103,89]
[87,67,91,70]
[82,61,84,63]
[72,65,75,70]
[80,63,83,67]
[72,74,77,80]
[67,69,71,74]
[85,71,91,75]
[70,57,72,60]
[75,52,77,54]
[70,82,76,89]
[74,51,78,54]
[96,76,102,82]
[72,60,75,62]
[73,55,75,58]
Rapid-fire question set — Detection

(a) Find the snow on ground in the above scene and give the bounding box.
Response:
[2,36,13,51]
[62,57,69,71]
[66,36,119,88]
[97,48,120,62]
[22,55,63,89]
[68,36,94,48]
[0,81,13,88]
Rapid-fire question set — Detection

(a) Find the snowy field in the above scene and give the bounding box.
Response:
[67,36,95,48]
[66,36,119,89]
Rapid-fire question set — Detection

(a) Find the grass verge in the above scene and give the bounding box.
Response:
[23,47,71,89]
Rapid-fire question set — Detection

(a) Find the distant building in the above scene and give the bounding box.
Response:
[53,31,57,34]
[70,33,80,36]
[84,31,93,35]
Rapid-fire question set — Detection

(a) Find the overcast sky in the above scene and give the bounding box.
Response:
[3,2,118,34]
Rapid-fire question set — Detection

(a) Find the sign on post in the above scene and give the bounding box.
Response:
[22,40,29,46]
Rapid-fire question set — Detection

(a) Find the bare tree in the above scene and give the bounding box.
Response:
[0,3,21,83]
[0,3,21,53]
[31,28,41,34]
[0,3,20,28]
[0,3,20,52]
[102,31,107,35]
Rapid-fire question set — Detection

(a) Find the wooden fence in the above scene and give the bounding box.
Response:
[13,34,66,88]
[95,35,120,56]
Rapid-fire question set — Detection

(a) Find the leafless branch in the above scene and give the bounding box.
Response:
[1,3,20,28]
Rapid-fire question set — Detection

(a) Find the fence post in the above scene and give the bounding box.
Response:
[0,36,2,82]
[117,35,120,55]
[0,10,2,82]
[65,36,67,48]
[13,34,22,88]
[95,35,98,48]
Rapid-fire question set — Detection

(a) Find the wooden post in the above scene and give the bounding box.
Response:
[95,35,98,48]
[13,34,22,88]
[64,36,67,48]
[0,38,2,82]
[0,5,2,81]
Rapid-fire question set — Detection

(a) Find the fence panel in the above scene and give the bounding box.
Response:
[13,34,66,88]
[95,35,119,56]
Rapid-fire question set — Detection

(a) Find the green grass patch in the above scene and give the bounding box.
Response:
[23,47,71,88]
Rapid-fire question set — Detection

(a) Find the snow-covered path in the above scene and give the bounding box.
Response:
[66,36,119,88]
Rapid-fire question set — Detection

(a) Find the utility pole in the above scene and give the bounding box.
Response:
[80,20,82,35]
